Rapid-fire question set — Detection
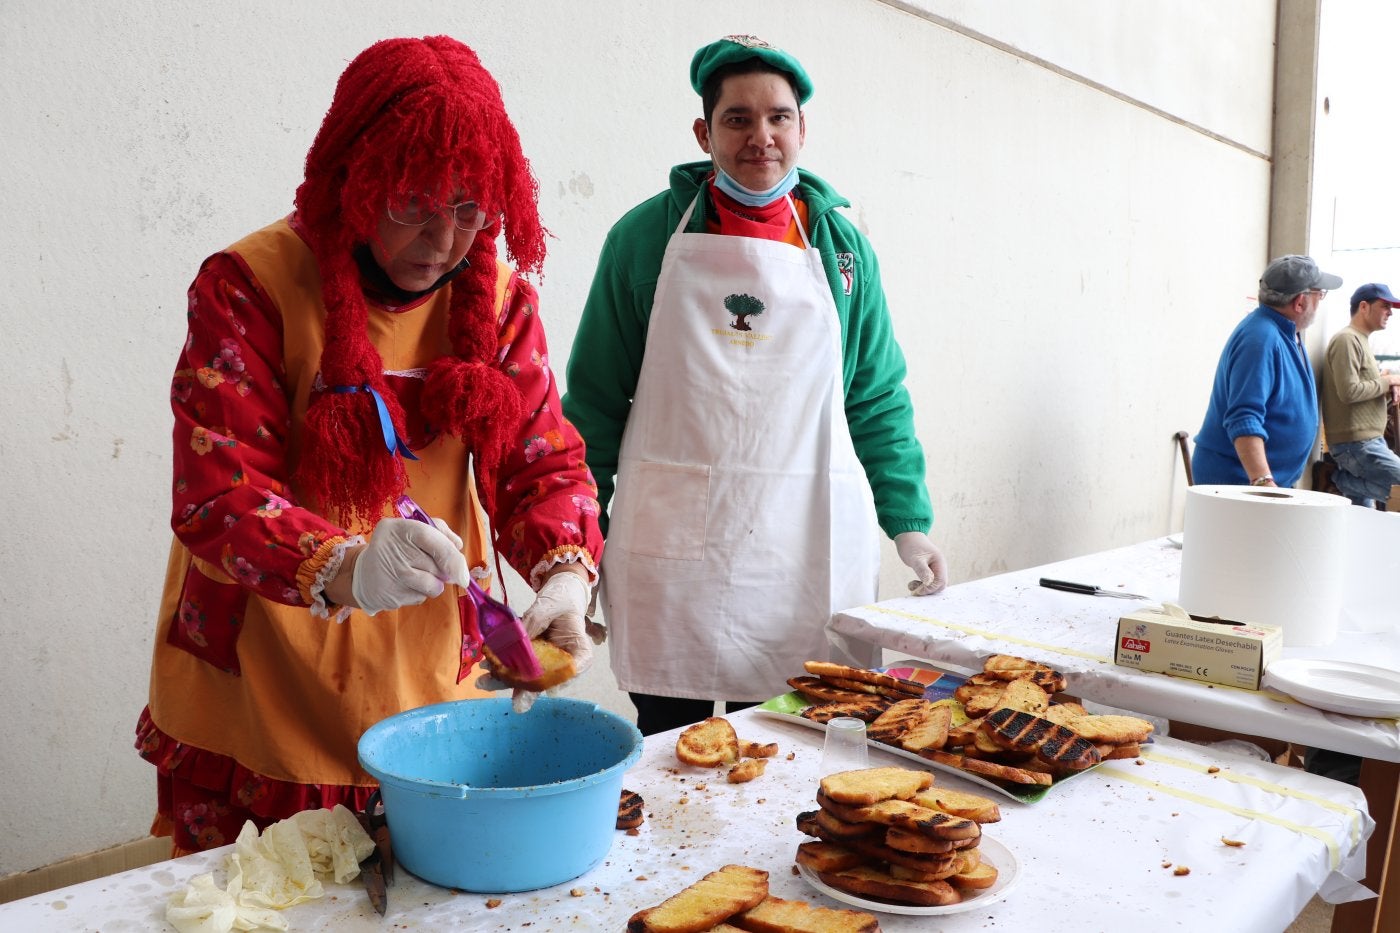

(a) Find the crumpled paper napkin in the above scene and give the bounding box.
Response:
[166,804,375,932]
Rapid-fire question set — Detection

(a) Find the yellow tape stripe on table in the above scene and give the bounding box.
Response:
[1098,754,1364,869]
[863,604,1114,663]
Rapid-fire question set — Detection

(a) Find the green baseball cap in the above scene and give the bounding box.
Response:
[689,35,814,105]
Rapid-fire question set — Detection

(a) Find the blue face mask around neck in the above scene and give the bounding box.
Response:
[712,164,799,208]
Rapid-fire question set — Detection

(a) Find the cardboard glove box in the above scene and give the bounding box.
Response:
[1115,605,1282,690]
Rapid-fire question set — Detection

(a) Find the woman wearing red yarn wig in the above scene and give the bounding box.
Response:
[136,36,602,856]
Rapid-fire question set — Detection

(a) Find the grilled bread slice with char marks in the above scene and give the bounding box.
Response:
[831,798,982,842]
[616,789,645,829]
[787,676,875,705]
[799,697,892,724]
[803,661,925,696]
[982,707,1101,771]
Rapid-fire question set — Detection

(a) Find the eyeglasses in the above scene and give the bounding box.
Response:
[1307,288,1328,298]
[386,196,494,231]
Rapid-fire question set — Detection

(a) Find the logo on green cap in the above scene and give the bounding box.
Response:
[722,34,773,49]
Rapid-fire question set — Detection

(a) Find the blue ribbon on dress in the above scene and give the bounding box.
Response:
[330,383,420,461]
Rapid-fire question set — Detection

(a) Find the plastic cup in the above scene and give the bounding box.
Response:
[820,716,870,776]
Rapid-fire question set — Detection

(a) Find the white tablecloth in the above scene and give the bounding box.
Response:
[831,537,1400,761]
[0,706,1371,932]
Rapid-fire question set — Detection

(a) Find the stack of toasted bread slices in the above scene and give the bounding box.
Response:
[794,766,1002,907]
[626,863,879,932]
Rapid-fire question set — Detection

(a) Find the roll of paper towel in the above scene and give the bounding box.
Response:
[1178,485,1350,647]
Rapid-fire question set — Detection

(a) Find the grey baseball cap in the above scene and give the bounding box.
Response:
[1259,254,1343,296]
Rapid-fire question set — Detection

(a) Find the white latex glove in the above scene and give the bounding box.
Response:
[507,571,594,714]
[350,517,470,616]
[895,531,949,597]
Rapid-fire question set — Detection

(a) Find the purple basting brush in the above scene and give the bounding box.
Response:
[394,496,543,680]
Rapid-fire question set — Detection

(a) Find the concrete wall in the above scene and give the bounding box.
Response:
[0,0,1282,875]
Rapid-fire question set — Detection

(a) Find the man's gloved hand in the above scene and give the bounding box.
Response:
[350,517,470,616]
[509,570,594,713]
[895,531,948,597]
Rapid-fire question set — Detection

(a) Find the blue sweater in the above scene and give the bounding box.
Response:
[1192,306,1318,487]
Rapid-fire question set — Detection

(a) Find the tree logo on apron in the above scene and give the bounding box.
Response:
[836,253,854,296]
[724,293,765,332]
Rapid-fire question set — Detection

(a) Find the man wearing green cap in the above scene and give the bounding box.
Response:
[563,35,945,735]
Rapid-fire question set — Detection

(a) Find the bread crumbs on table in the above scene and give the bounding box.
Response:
[1221,837,1246,847]
[1162,862,1172,869]
[695,783,707,791]
[626,827,640,836]
[679,796,689,804]
[1207,765,1220,773]
[485,898,503,908]
[1174,866,1191,876]
[786,752,796,760]
[1135,759,1145,766]
[636,875,648,881]
[569,888,585,897]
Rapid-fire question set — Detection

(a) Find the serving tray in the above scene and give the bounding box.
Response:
[755,662,1113,802]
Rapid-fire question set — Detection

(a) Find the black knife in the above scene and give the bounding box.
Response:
[1039,578,1148,600]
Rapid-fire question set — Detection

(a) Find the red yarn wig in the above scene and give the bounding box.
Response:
[293,36,545,525]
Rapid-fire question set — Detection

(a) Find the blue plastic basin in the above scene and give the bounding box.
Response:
[357,696,643,893]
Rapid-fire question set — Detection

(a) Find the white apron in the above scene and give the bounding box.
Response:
[604,192,881,701]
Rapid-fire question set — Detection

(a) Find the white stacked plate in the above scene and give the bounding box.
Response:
[1263,658,1400,719]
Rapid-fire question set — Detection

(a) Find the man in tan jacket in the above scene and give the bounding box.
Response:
[1321,283,1400,507]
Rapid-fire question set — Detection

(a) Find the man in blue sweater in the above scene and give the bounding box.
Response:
[1192,255,1342,488]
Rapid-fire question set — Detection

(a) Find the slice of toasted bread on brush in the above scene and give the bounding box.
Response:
[482,638,575,691]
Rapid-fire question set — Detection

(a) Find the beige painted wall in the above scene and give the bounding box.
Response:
[0,0,1283,876]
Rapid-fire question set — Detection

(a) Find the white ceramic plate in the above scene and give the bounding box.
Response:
[796,836,1020,916]
[1264,658,1400,719]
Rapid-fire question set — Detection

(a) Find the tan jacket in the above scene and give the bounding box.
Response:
[1322,324,1390,446]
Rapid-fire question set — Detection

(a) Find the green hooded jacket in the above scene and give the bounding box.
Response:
[562,160,932,538]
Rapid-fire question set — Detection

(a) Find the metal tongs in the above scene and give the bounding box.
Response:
[357,789,394,916]
[1039,578,1149,600]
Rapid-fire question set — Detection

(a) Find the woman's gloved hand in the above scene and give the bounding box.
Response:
[349,517,470,616]
[506,570,594,714]
[522,570,594,669]
[895,531,949,597]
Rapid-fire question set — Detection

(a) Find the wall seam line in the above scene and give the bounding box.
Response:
[876,0,1271,162]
